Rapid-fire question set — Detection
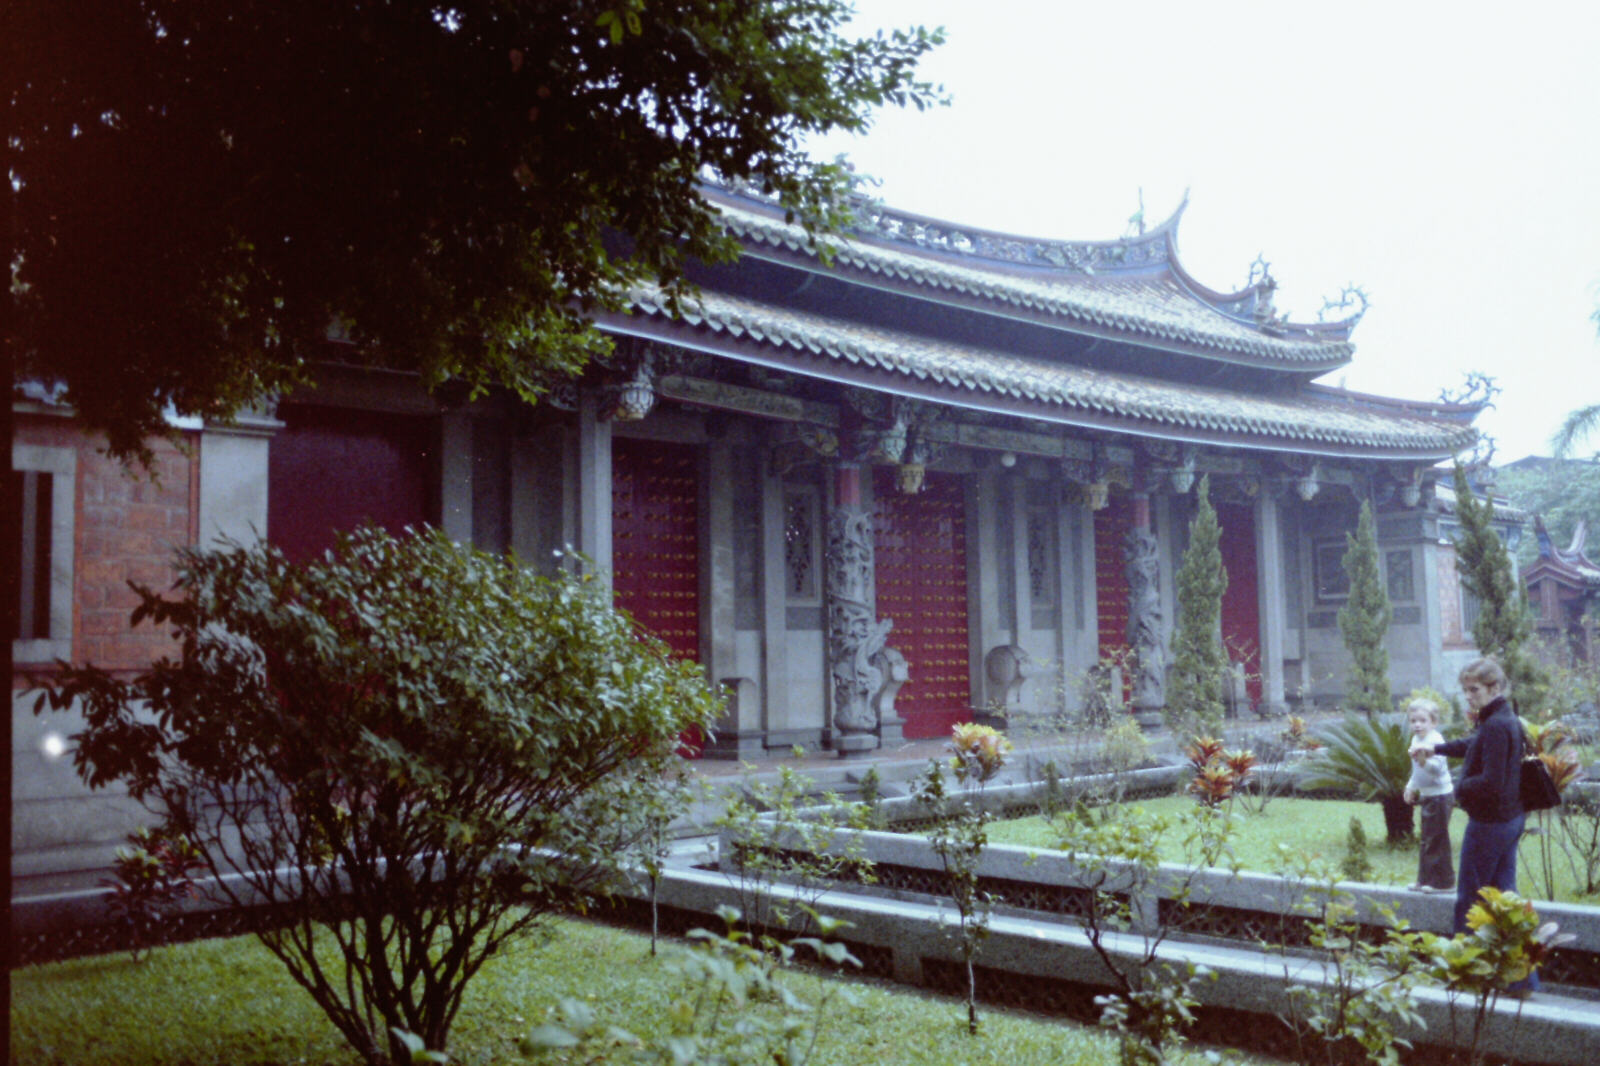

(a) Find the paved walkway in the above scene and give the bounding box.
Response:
[676,713,1314,836]
[685,712,1308,790]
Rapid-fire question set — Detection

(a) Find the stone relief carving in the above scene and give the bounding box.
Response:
[783,490,818,599]
[984,644,1047,715]
[870,646,909,726]
[826,506,891,735]
[1124,526,1165,712]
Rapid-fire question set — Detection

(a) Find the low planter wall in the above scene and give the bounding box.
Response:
[628,863,1599,1066]
[719,773,1600,994]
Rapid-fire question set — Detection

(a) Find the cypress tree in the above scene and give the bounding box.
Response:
[1338,500,1393,719]
[1450,464,1547,714]
[1167,476,1229,734]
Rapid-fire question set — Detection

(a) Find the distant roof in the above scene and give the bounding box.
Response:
[607,288,1477,460]
[1435,481,1528,525]
[706,187,1361,374]
[1529,517,1600,588]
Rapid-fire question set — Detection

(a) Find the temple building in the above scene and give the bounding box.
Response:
[16,186,1526,896]
[260,186,1492,754]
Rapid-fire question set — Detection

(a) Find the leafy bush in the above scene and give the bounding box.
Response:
[916,723,1012,1035]
[1182,736,1255,810]
[103,825,202,960]
[1299,716,1415,843]
[714,764,874,943]
[38,526,719,1066]
[1052,801,1233,1064]
[1271,852,1431,1066]
[522,905,861,1066]
[1432,888,1575,1065]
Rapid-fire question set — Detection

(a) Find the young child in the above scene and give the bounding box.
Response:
[1404,697,1455,892]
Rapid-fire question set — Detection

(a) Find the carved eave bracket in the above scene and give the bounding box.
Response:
[767,423,841,479]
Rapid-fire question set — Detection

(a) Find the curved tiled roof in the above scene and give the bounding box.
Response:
[616,289,1475,460]
[711,197,1356,373]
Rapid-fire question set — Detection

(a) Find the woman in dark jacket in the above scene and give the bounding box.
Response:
[1413,656,1535,992]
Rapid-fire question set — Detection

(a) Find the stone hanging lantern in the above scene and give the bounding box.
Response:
[610,359,656,422]
[895,462,926,495]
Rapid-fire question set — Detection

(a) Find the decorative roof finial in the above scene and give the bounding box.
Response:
[1124,187,1147,238]
[1247,254,1275,290]
[1318,284,1370,324]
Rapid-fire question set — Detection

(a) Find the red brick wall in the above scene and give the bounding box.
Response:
[14,415,199,682]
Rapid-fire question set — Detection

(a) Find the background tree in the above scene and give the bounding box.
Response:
[8,0,944,463]
[1493,457,1600,571]
[1451,463,1549,716]
[1338,500,1394,719]
[1547,305,1600,458]
[38,527,721,1066]
[1166,476,1229,734]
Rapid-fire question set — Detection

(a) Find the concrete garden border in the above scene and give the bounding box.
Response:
[627,863,1598,1066]
[691,769,1600,1064]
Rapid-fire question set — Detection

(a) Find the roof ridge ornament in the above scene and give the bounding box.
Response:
[1319,284,1370,326]
[1247,256,1289,334]
[1124,187,1147,238]
[831,192,1182,275]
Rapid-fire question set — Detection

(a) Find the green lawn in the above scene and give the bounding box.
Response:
[12,917,1270,1066]
[984,794,1599,905]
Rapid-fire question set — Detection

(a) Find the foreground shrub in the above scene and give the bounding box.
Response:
[103,825,202,960]
[522,905,861,1065]
[38,526,719,1066]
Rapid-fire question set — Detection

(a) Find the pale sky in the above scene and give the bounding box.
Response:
[808,0,1600,462]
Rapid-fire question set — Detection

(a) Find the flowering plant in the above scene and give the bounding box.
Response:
[949,723,1011,784]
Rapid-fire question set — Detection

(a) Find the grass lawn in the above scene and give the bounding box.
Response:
[12,916,1272,1066]
[983,794,1599,905]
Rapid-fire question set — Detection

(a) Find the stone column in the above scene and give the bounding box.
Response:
[1255,491,1288,716]
[825,462,887,756]
[1125,491,1165,729]
[573,390,613,585]
[968,471,1004,711]
[757,466,791,743]
[439,410,474,544]
[701,443,761,757]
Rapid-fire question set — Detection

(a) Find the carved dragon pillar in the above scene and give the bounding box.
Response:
[1125,491,1165,729]
[825,461,890,756]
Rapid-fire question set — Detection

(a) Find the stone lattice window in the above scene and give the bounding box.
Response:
[783,487,819,602]
[1385,549,1414,602]
[1027,506,1056,605]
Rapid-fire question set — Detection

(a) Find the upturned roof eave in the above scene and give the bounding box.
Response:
[727,241,1354,378]
[708,195,1357,373]
[599,308,1472,463]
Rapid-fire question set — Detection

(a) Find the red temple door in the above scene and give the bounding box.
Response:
[268,404,436,562]
[612,438,703,750]
[1216,501,1262,706]
[1094,491,1136,665]
[873,468,971,739]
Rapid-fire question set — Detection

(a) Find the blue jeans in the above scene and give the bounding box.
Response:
[1454,812,1538,992]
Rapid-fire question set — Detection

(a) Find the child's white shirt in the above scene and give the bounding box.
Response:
[1406,728,1452,797]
